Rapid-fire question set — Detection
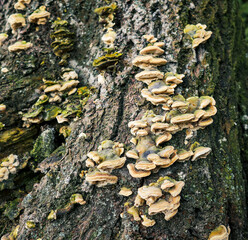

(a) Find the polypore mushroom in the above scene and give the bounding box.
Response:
[101,28,116,48]
[97,157,126,171]
[148,199,173,215]
[70,193,86,205]
[135,160,156,171]
[140,46,164,56]
[141,215,156,227]
[132,55,167,69]
[135,70,164,84]
[8,41,33,52]
[208,225,230,240]
[138,186,162,201]
[8,14,26,33]
[60,80,79,92]
[0,33,8,46]
[119,187,132,197]
[127,163,151,178]
[167,181,185,197]
[0,104,6,112]
[28,6,51,25]
[192,146,211,161]
[127,206,141,221]
[85,170,118,187]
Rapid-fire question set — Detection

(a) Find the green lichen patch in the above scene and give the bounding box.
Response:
[30,128,56,164]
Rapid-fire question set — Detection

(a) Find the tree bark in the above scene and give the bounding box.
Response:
[0,0,247,239]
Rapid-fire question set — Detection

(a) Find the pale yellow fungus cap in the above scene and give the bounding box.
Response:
[192,146,211,161]
[119,187,132,197]
[140,46,164,55]
[135,70,164,84]
[170,113,195,124]
[0,33,8,46]
[60,80,79,92]
[127,163,151,178]
[8,41,33,52]
[148,199,173,215]
[0,104,6,112]
[208,225,230,240]
[8,14,26,32]
[126,150,139,159]
[141,215,156,227]
[135,160,156,171]
[85,170,118,186]
[97,157,126,171]
[168,181,185,197]
[138,186,162,200]
[127,206,141,221]
[28,6,51,25]
[155,133,172,146]
[44,84,61,93]
[134,194,145,207]
[132,55,167,69]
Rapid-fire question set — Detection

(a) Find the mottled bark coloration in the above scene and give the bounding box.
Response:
[0,0,247,239]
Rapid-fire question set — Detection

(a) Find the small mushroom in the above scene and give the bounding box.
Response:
[60,80,79,92]
[119,187,132,197]
[126,150,139,159]
[141,215,156,227]
[168,181,185,197]
[28,6,51,25]
[0,104,6,112]
[135,70,164,84]
[0,33,8,46]
[208,225,230,240]
[140,46,164,56]
[171,113,195,124]
[148,199,173,215]
[138,186,162,200]
[8,41,33,52]
[97,157,126,171]
[135,160,156,171]
[192,146,211,161]
[85,170,118,187]
[8,14,26,33]
[44,84,61,93]
[134,194,145,207]
[127,206,141,221]
[127,163,151,178]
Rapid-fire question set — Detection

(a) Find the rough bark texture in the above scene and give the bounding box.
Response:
[0,0,247,239]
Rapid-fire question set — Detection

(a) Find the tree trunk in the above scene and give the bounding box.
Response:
[0,0,247,239]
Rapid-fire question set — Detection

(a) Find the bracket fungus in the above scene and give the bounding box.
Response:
[22,68,92,127]
[184,23,212,48]
[85,140,126,187]
[0,154,19,182]
[14,0,31,10]
[48,194,86,221]
[28,6,51,25]
[8,14,26,33]
[119,187,133,197]
[208,225,230,240]
[0,33,8,46]
[50,19,75,65]
[126,176,184,226]
[8,41,33,52]
[93,2,122,72]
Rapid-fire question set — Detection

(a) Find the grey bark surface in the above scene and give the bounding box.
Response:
[0,0,247,239]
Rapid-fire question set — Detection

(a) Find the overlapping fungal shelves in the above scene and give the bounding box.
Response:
[84,30,217,227]
[93,1,122,82]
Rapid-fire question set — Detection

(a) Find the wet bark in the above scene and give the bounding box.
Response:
[0,0,247,239]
